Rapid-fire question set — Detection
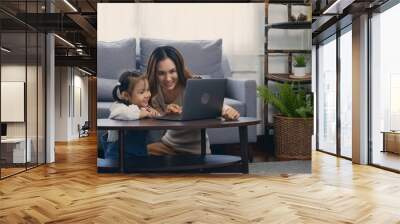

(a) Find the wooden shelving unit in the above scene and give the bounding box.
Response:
[264,0,312,132]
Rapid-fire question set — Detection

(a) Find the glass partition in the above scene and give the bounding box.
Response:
[1,31,28,177]
[0,2,46,179]
[317,36,337,155]
[370,4,400,171]
[339,28,352,158]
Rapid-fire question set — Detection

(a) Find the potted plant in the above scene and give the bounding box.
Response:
[293,54,307,77]
[257,83,313,160]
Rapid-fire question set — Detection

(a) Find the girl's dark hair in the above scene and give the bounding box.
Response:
[112,70,145,105]
[146,46,193,99]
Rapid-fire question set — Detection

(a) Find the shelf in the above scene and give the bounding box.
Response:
[267,0,311,5]
[266,73,311,84]
[266,21,311,29]
[266,49,311,54]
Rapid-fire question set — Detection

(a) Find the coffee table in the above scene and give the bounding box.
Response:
[97,117,259,173]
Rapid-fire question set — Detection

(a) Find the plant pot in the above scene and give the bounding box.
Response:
[293,66,306,77]
[273,115,313,160]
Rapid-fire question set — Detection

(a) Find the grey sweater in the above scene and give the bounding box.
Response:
[151,88,210,154]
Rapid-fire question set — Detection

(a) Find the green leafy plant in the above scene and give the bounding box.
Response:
[294,54,306,67]
[257,83,313,118]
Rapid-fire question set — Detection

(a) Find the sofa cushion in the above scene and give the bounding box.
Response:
[97,38,136,79]
[221,55,232,78]
[223,97,246,115]
[140,38,223,78]
[97,102,113,119]
[97,78,118,102]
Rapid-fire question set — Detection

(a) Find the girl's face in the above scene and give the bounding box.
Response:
[126,79,151,107]
[156,58,179,91]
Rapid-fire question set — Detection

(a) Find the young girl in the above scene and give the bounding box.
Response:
[101,71,159,160]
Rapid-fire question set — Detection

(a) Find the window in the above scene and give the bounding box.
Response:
[340,28,352,158]
[317,36,337,154]
[370,3,400,171]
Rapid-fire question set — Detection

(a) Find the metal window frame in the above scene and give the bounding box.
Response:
[315,21,353,161]
[0,0,47,180]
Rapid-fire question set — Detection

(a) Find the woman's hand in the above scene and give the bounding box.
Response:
[166,104,182,114]
[222,105,240,121]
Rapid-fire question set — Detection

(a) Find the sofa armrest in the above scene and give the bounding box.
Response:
[225,78,257,117]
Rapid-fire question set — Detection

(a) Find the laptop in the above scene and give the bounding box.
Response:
[156,79,226,121]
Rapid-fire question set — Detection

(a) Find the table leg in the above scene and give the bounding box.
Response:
[201,129,206,157]
[248,145,253,163]
[119,129,125,173]
[382,133,386,152]
[239,126,249,174]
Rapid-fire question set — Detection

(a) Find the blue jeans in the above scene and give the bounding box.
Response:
[100,130,148,161]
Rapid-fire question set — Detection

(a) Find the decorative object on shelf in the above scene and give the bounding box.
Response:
[293,54,307,77]
[289,15,296,22]
[257,83,313,160]
[297,13,308,21]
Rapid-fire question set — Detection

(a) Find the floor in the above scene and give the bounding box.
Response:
[0,135,400,223]
[372,150,400,171]
[1,163,43,178]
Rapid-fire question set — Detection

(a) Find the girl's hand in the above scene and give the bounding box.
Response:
[147,106,161,118]
[139,108,151,118]
[222,105,240,121]
[166,104,182,114]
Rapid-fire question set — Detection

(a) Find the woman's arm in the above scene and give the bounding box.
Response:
[222,104,240,120]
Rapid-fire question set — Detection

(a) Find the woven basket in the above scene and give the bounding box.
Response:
[274,115,313,160]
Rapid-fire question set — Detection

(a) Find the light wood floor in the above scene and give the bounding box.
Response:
[1,135,400,223]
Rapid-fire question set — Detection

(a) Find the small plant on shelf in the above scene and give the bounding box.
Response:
[293,54,307,77]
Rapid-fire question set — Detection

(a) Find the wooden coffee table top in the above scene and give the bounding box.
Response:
[97,117,260,130]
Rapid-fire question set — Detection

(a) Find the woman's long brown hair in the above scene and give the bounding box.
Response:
[146,46,193,100]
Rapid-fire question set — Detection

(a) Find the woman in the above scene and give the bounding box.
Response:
[146,46,240,155]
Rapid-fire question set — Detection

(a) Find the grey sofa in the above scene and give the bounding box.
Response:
[97,38,257,144]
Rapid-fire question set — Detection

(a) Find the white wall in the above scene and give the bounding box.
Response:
[55,67,89,141]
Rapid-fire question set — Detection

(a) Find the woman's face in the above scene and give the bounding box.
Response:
[156,58,179,91]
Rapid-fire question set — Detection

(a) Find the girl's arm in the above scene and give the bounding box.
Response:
[109,103,142,120]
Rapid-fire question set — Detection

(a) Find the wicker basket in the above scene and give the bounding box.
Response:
[274,115,313,160]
